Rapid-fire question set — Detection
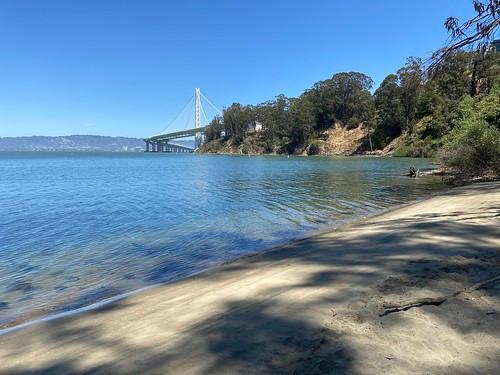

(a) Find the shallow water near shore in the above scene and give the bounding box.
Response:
[0,152,446,327]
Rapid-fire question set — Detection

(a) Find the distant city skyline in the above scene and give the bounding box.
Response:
[0,0,474,137]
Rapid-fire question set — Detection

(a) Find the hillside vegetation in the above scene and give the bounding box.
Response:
[200,50,499,177]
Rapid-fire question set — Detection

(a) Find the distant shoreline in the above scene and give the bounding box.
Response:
[0,135,190,152]
[0,150,145,152]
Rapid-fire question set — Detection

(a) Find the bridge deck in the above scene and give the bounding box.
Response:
[145,126,207,142]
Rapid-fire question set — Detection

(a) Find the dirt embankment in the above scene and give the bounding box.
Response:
[315,124,369,156]
[199,123,373,156]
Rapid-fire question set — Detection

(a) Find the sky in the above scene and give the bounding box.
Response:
[0,0,477,138]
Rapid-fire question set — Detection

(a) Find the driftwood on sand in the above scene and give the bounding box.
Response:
[380,275,500,317]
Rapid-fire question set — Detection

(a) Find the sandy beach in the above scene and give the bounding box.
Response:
[1,181,499,374]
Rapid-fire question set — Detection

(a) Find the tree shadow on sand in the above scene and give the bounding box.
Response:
[1,184,499,374]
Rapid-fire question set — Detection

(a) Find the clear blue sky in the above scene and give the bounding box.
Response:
[0,0,475,137]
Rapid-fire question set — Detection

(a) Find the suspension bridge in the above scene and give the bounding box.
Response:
[144,88,220,153]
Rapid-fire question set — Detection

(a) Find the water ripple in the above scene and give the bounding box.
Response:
[0,152,445,326]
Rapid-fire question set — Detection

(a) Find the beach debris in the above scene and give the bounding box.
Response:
[379,275,500,317]
[385,354,394,360]
[380,297,446,316]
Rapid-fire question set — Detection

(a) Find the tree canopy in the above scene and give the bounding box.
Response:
[201,0,500,178]
[429,0,499,69]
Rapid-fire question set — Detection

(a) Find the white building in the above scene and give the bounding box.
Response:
[247,121,263,133]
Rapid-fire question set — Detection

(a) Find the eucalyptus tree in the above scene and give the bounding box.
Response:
[373,74,405,147]
[429,0,499,69]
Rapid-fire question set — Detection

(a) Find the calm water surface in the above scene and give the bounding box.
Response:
[0,153,446,326]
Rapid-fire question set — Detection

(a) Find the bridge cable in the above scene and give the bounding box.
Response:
[200,92,222,115]
[182,97,195,130]
[200,103,210,125]
[156,95,194,136]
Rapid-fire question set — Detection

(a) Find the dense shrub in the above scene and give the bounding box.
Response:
[394,136,436,158]
[442,119,500,176]
[307,140,321,155]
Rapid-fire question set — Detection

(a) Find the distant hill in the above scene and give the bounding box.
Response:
[0,135,194,152]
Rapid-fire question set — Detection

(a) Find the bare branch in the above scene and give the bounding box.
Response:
[427,0,500,71]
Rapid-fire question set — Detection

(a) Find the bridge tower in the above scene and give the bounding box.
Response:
[194,88,203,149]
[145,87,221,152]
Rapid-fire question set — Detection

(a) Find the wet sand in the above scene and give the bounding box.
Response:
[1,181,499,374]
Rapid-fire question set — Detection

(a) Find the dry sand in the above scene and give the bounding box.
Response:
[1,182,499,374]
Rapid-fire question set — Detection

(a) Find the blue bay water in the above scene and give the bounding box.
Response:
[0,152,445,326]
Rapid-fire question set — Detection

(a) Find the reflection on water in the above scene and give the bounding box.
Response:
[0,152,445,325]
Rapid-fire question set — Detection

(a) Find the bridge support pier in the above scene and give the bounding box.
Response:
[144,139,195,153]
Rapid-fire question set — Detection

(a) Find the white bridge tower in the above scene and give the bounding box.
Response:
[194,88,203,149]
[145,87,221,152]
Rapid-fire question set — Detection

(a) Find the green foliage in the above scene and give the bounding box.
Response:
[475,84,500,126]
[222,103,255,144]
[429,51,471,100]
[440,85,500,176]
[397,57,423,133]
[394,136,436,158]
[448,95,476,128]
[306,139,322,155]
[373,74,404,148]
[305,72,375,130]
[442,119,500,175]
[470,51,500,96]
[204,72,375,154]
[204,115,224,142]
[202,48,499,177]
[286,97,315,150]
[256,95,290,141]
